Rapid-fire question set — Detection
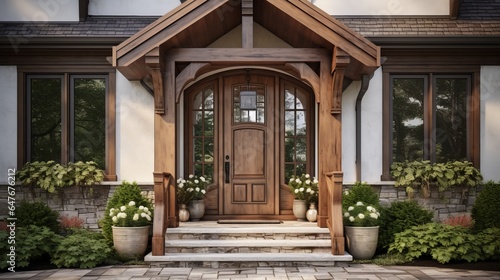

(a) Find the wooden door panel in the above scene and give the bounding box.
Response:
[233,128,265,177]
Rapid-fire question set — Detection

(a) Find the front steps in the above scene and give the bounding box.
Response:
[145,221,352,268]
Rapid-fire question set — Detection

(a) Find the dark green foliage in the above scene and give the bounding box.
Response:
[389,223,500,264]
[101,181,153,242]
[0,231,9,270]
[16,201,60,233]
[378,200,434,251]
[472,181,500,231]
[51,229,113,268]
[4,226,62,268]
[342,182,379,210]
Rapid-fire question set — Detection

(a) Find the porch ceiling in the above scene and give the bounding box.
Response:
[113,0,380,80]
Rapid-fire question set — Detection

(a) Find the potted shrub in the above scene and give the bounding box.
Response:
[287,174,318,221]
[177,174,209,221]
[343,201,381,259]
[109,201,153,258]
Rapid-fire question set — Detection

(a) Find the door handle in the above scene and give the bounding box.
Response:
[225,155,230,183]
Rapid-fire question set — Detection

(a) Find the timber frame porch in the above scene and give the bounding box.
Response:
[112,0,380,257]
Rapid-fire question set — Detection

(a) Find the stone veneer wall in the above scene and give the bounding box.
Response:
[0,183,479,228]
[343,184,481,222]
[0,184,154,230]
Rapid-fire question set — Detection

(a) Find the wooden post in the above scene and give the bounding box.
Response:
[152,172,168,256]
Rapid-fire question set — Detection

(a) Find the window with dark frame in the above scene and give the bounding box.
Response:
[383,71,477,181]
[27,75,108,170]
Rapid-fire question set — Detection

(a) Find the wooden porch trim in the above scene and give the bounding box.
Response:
[285,63,320,102]
[152,172,174,256]
[175,63,211,103]
[325,171,344,255]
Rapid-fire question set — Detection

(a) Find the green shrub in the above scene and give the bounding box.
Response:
[101,181,153,242]
[51,230,113,268]
[342,181,379,210]
[0,225,62,268]
[388,223,500,264]
[16,201,60,233]
[378,200,434,251]
[472,181,500,231]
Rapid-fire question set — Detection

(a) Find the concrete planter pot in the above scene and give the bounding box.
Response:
[112,225,150,257]
[188,199,205,221]
[345,226,379,260]
[293,199,307,221]
[179,203,190,222]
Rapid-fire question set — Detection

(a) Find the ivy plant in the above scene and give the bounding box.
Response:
[391,160,482,198]
[17,161,104,195]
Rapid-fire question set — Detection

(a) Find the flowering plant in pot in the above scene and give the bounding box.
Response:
[288,174,318,221]
[177,174,210,221]
[110,201,153,258]
[343,201,381,260]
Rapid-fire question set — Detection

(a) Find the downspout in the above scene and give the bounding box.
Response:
[355,74,373,182]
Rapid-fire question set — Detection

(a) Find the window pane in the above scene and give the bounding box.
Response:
[204,164,214,180]
[435,77,468,162]
[285,89,294,109]
[204,137,214,163]
[204,111,214,136]
[392,78,425,162]
[73,78,106,169]
[285,111,295,136]
[194,138,203,162]
[30,77,62,162]
[284,138,295,162]
[296,137,306,162]
[296,111,306,136]
[193,111,203,136]
[204,89,214,109]
[285,164,295,182]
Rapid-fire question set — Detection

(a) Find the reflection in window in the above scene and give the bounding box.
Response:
[29,76,63,162]
[72,77,106,169]
[192,87,214,178]
[233,84,265,124]
[435,77,467,162]
[284,84,309,182]
[392,77,425,162]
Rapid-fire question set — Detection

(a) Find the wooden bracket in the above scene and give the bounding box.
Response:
[286,63,320,102]
[146,47,165,115]
[331,47,349,115]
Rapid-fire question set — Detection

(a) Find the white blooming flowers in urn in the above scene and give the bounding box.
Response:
[109,201,153,227]
[176,174,210,204]
[343,201,381,227]
[288,174,319,203]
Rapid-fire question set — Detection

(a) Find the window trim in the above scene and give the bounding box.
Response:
[18,67,117,181]
[381,66,480,181]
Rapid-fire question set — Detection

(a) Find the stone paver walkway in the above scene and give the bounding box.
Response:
[1,264,500,280]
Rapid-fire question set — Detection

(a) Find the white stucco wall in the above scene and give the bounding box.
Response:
[0,66,18,184]
[313,0,449,16]
[480,66,500,182]
[0,0,79,22]
[116,72,155,183]
[89,0,180,16]
[342,68,383,184]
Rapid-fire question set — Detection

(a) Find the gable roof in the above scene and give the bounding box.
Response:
[112,0,380,80]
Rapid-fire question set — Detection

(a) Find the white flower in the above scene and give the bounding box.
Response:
[370,213,379,219]
[143,207,149,212]
[141,213,147,218]
[177,178,183,183]
[201,190,206,194]
[179,183,184,188]
[299,187,304,192]
[118,212,127,219]
[306,188,311,193]
[356,201,364,206]
[195,187,200,192]
[344,212,350,217]
[305,174,310,178]
[133,214,139,221]
[343,190,349,196]
[182,179,186,184]
[348,206,354,211]
[294,189,299,194]
[349,216,355,222]
[313,179,318,184]
[289,178,294,182]
[310,190,315,194]
[305,180,311,185]
[358,213,365,219]
[194,179,199,184]
[189,174,194,178]
[129,201,136,206]
[188,188,194,192]
[200,176,206,182]
[120,206,126,211]
[112,216,118,223]
[367,206,373,212]
[146,215,151,221]
[139,205,144,210]
[295,179,301,184]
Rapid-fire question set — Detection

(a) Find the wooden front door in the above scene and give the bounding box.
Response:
[223,75,275,215]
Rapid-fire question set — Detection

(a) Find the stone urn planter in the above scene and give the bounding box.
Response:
[188,199,205,221]
[306,202,318,222]
[112,225,150,257]
[293,199,307,221]
[344,226,379,260]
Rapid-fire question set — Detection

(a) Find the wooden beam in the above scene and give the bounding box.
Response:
[175,63,211,103]
[285,63,320,102]
[165,48,329,63]
[242,0,253,48]
[325,171,345,255]
[152,172,169,256]
[450,0,460,19]
[78,0,89,22]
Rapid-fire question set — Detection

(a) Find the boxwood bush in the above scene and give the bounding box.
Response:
[472,181,500,231]
[342,181,379,210]
[16,201,60,233]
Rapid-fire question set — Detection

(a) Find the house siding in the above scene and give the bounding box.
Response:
[481,66,500,181]
[0,66,17,184]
